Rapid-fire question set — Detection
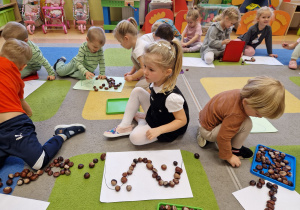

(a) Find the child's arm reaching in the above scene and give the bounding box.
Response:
[125,56,144,82]
[124,66,136,77]
[183,34,200,47]
[181,30,187,46]
[282,42,298,50]
[146,109,187,140]
[21,99,32,117]
[97,48,106,79]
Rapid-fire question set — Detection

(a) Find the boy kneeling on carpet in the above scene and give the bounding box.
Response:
[54,26,106,80]
[1,22,56,81]
[0,39,86,170]
[197,76,285,168]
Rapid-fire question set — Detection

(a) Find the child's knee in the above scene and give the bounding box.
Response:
[129,133,142,145]
[204,53,214,64]
[244,48,255,56]
[243,117,253,133]
[131,86,145,95]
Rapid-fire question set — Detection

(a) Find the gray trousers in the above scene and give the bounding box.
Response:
[199,117,252,149]
[56,60,86,80]
[21,66,40,79]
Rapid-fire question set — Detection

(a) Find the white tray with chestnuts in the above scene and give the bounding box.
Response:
[100,150,193,203]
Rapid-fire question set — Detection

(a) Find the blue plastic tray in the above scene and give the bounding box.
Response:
[250,144,296,190]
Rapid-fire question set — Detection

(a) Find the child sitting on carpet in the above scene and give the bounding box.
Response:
[103,40,189,145]
[1,22,56,80]
[140,23,174,43]
[114,17,148,89]
[197,76,285,168]
[0,39,86,170]
[54,26,106,80]
[181,6,202,53]
[237,7,278,58]
[200,7,241,64]
[282,38,300,70]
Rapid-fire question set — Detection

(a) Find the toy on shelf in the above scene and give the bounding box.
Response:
[42,0,70,34]
[101,0,140,33]
[236,10,291,36]
[22,0,41,34]
[73,0,92,33]
[144,8,173,33]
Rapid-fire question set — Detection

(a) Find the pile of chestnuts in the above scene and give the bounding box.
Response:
[249,178,278,209]
[110,157,183,192]
[253,146,293,187]
[44,156,73,178]
[93,77,122,91]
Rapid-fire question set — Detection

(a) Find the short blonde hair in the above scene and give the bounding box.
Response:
[213,6,241,23]
[0,38,32,69]
[143,39,182,94]
[87,26,106,46]
[113,17,138,39]
[151,21,163,33]
[1,21,28,41]
[256,6,273,19]
[187,6,200,21]
[240,76,285,119]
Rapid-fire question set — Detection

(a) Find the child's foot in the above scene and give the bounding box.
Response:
[54,124,86,140]
[288,60,297,70]
[197,131,207,148]
[134,112,146,122]
[53,56,66,70]
[103,125,133,138]
[232,146,253,159]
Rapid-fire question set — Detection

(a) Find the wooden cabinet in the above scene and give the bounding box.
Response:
[279,1,300,35]
[0,0,22,30]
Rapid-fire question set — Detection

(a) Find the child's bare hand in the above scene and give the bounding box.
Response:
[124,72,132,77]
[226,154,241,167]
[125,75,133,82]
[97,75,106,79]
[269,54,278,58]
[85,71,95,80]
[182,43,187,47]
[146,128,161,140]
[47,75,56,80]
[282,43,289,49]
[222,39,230,45]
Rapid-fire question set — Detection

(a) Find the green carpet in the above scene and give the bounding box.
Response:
[104,48,132,66]
[183,52,243,66]
[26,80,71,122]
[290,77,300,87]
[250,145,300,193]
[48,151,219,210]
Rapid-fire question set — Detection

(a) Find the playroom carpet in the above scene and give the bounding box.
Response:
[47,150,218,210]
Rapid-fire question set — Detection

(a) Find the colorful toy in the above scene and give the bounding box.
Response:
[22,0,41,34]
[144,8,173,34]
[73,0,92,33]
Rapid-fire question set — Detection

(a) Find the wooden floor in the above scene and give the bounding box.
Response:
[0,26,299,46]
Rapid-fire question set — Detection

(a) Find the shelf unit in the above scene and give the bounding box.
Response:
[279,1,300,35]
[0,0,22,31]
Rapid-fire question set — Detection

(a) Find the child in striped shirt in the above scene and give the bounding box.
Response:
[1,22,56,80]
[54,26,106,80]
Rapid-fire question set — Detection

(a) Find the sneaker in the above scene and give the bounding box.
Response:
[288,60,297,70]
[103,125,133,138]
[232,146,253,159]
[197,132,207,148]
[54,124,86,139]
[53,56,66,70]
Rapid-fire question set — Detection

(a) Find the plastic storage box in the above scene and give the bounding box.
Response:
[149,2,172,11]
[0,7,15,28]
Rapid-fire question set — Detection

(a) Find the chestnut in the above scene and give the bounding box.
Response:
[142,158,148,163]
[17,179,24,186]
[49,163,55,168]
[55,163,60,167]
[158,180,164,186]
[84,172,90,179]
[129,166,134,171]
[6,179,13,186]
[64,165,70,169]
[30,174,38,181]
[121,177,127,184]
[161,164,167,170]
[126,185,132,192]
[100,153,106,161]
[78,164,84,169]
[152,168,158,173]
[65,169,71,176]
[133,158,138,163]
[54,159,58,164]
[53,172,60,178]
[3,187,12,194]
[26,171,33,178]
[37,170,44,176]
[147,160,152,164]
[14,172,20,177]
[156,176,161,181]
[23,178,30,184]
[152,172,158,178]
[256,182,262,189]
[68,162,74,167]
[138,157,143,162]
[194,153,200,159]
[0,182,3,188]
[174,173,180,179]
[93,158,99,163]
[94,88,98,92]
[111,179,117,186]
[99,86,103,89]
[173,179,179,184]
[169,181,175,187]
[23,169,30,174]
[89,162,95,168]
[163,181,169,187]
[173,161,178,166]
[175,167,183,174]
[266,182,273,188]
[256,165,263,170]
[146,163,153,170]
[127,170,133,175]
[58,156,64,162]
[105,87,108,90]
[8,174,14,179]
[258,178,265,185]
[131,162,136,167]
[60,169,65,175]
[48,171,53,176]
[59,162,65,168]
[249,180,256,186]
[115,185,121,192]
[64,159,70,164]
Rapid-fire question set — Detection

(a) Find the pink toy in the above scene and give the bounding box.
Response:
[22,0,41,34]
[73,0,92,34]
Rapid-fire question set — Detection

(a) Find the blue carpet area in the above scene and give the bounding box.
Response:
[255,49,300,66]
[0,157,24,194]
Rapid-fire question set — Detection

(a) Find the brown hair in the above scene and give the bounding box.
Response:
[154,23,174,42]
[87,26,106,45]
[187,5,200,21]
[1,21,28,41]
[0,38,32,69]
[240,76,285,119]
[143,40,182,93]
[113,17,138,39]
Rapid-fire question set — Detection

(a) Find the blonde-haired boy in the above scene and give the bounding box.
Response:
[0,38,86,170]
[1,21,56,80]
[197,76,285,168]
[54,26,106,80]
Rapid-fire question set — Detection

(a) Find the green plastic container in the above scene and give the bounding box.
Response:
[3,0,10,5]
[157,202,204,210]
[106,98,129,115]
[0,10,8,27]
[4,7,15,22]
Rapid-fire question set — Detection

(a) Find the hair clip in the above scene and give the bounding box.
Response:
[154,42,175,58]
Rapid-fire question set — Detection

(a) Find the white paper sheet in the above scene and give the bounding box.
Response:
[100,150,193,203]
[24,80,46,98]
[0,194,50,210]
[242,56,283,66]
[250,117,278,133]
[233,184,300,210]
[73,76,125,92]
[183,57,215,68]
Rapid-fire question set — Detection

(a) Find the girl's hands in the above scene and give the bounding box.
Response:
[97,75,106,79]
[226,154,241,167]
[85,71,95,80]
[146,128,162,140]
[269,54,278,58]
[125,75,133,82]
[222,39,231,45]
[47,75,56,80]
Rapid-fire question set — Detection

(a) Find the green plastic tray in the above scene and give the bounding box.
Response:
[157,202,203,210]
[106,98,129,115]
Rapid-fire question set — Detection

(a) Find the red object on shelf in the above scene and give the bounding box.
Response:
[173,0,188,16]
[144,9,174,33]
